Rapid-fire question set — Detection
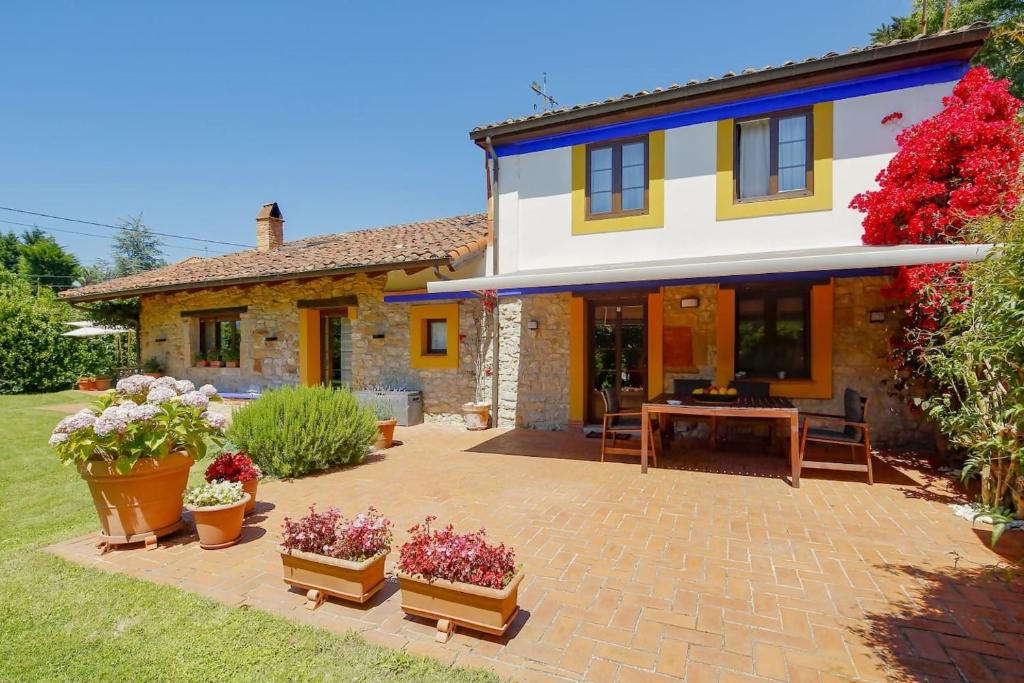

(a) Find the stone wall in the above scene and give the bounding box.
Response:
[138,273,476,421]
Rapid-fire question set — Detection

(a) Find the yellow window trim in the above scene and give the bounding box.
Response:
[410,303,459,370]
[715,282,833,400]
[571,130,665,235]
[715,102,833,220]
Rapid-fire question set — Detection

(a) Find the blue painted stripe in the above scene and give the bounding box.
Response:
[494,62,967,157]
[383,290,479,303]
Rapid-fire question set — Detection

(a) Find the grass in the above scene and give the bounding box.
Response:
[0,391,499,682]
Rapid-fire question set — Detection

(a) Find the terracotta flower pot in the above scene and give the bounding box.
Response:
[187,493,250,549]
[93,378,112,391]
[374,418,398,449]
[461,402,491,431]
[225,360,238,368]
[195,360,209,367]
[145,372,161,378]
[78,451,194,544]
[77,378,96,391]
[241,478,258,515]
[398,569,524,637]
[279,548,387,608]
[209,361,223,368]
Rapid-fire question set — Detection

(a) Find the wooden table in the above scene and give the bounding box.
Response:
[640,394,802,487]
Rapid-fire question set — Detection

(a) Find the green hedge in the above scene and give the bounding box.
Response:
[0,277,116,394]
[226,385,379,478]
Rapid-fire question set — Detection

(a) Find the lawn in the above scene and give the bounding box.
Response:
[0,391,498,682]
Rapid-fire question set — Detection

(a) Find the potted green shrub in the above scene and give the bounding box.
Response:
[207,348,223,368]
[397,516,523,642]
[370,398,398,449]
[49,375,226,549]
[184,480,249,549]
[141,356,163,377]
[223,345,239,369]
[205,451,262,515]
[279,505,392,608]
[194,352,208,368]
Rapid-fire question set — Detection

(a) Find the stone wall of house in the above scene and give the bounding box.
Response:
[480,294,572,429]
[138,273,476,421]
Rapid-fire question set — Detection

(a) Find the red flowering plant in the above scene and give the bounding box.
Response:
[397,516,517,589]
[281,505,392,561]
[204,451,262,483]
[849,67,1023,387]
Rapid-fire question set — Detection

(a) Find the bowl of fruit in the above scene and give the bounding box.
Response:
[691,386,740,403]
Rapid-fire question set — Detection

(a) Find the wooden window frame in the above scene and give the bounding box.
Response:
[733,283,812,380]
[423,318,448,356]
[198,314,240,355]
[585,135,650,219]
[733,107,814,203]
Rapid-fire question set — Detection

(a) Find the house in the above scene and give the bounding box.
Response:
[422,24,994,446]
[61,207,491,422]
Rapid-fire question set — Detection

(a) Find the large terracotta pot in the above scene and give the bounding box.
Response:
[279,548,387,608]
[374,418,398,450]
[93,378,112,391]
[78,451,194,544]
[186,493,249,550]
[461,402,491,431]
[241,478,258,515]
[77,378,96,391]
[398,569,524,638]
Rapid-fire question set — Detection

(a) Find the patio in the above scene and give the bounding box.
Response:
[51,424,1024,682]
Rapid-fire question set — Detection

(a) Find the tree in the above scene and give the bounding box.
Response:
[17,235,80,291]
[850,67,1023,387]
[111,214,165,277]
[77,260,114,286]
[871,1,1024,97]
[0,232,19,272]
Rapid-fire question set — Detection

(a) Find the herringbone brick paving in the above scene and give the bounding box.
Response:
[50,425,1024,681]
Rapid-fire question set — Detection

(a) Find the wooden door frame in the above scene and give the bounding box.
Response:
[585,296,649,423]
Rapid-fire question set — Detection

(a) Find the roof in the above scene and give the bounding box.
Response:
[470,23,990,142]
[427,244,993,294]
[62,213,489,302]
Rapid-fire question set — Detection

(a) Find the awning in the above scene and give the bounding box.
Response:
[427,244,993,294]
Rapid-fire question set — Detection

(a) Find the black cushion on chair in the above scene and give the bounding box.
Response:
[674,378,711,395]
[807,427,862,444]
[843,388,865,439]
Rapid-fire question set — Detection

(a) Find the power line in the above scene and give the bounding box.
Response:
[0,205,255,249]
[0,219,235,255]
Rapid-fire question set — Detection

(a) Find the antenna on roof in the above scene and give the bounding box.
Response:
[530,73,559,112]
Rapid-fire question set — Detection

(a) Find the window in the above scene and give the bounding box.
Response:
[735,109,812,200]
[586,136,648,218]
[735,285,810,379]
[425,319,448,355]
[199,315,240,356]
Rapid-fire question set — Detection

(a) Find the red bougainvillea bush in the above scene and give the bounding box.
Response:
[397,516,516,589]
[849,66,1023,379]
[281,505,393,561]
[204,451,262,483]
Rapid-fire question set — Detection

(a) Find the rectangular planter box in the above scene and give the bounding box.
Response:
[397,570,524,636]
[279,547,386,606]
[354,390,423,426]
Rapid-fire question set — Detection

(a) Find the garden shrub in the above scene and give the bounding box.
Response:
[0,275,116,393]
[226,385,378,477]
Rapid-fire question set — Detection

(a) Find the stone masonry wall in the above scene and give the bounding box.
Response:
[138,273,476,421]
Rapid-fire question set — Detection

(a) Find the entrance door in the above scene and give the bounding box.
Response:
[588,300,647,423]
[321,311,352,388]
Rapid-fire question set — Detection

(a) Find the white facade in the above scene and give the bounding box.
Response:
[494,81,955,274]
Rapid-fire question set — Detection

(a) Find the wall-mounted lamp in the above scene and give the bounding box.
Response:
[869,310,886,323]
[527,319,539,330]
[371,333,386,340]
[679,297,700,309]
[264,335,278,342]
[154,337,167,343]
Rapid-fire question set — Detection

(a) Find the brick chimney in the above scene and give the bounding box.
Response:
[256,202,284,251]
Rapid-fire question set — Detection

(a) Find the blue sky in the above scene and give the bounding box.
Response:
[1,1,906,265]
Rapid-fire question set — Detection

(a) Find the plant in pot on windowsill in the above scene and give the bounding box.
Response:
[223,345,239,369]
[49,375,226,550]
[397,516,523,642]
[370,398,398,449]
[205,451,262,515]
[194,352,208,368]
[141,356,163,378]
[184,480,249,549]
[279,505,393,609]
[207,348,223,368]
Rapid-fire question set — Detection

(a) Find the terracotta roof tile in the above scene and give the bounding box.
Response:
[61,213,488,302]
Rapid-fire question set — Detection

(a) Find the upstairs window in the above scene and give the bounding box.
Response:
[586,136,649,218]
[735,109,812,200]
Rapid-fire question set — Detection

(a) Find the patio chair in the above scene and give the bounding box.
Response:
[671,379,715,444]
[599,388,659,467]
[799,389,873,484]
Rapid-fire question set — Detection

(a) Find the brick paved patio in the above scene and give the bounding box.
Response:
[50,425,1024,682]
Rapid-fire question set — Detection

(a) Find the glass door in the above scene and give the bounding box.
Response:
[321,311,352,388]
[588,300,647,423]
